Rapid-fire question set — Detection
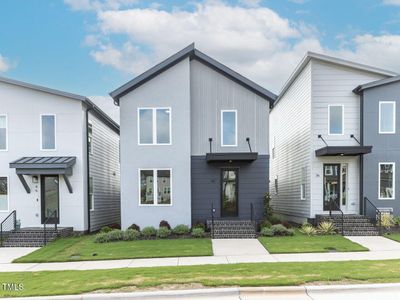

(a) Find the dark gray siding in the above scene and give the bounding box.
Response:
[362,81,400,215]
[89,113,121,231]
[191,155,269,223]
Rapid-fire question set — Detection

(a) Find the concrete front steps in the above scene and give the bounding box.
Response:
[207,220,256,239]
[316,214,379,236]
[1,227,73,247]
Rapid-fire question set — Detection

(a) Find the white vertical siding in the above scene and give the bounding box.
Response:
[269,61,312,221]
[310,60,386,216]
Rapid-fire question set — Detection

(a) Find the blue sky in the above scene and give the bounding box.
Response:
[0,0,400,98]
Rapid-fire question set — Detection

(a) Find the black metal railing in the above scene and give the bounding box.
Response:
[364,197,382,235]
[211,203,215,239]
[0,210,16,247]
[43,210,58,245]
[329,200,344,235]
[250,202,256,232]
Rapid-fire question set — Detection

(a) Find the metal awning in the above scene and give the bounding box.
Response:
[315,146,372,157]
[9,157,76,194]
[206,152,258,162]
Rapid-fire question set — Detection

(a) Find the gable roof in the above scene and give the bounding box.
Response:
[109,43,277,105]
[274,52,398,106]
[353,75,400,94]
[0,76,119,133]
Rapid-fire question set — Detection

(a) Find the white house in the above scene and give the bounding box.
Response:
[0,76,120,240]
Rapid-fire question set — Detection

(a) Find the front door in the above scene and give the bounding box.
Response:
[323,164,341,211]
[221,168,238,217]
[41,175,59,224]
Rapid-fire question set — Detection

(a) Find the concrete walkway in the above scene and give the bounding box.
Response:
[4,283,400,299]
[1,236,400,272]
[0,247,38,264]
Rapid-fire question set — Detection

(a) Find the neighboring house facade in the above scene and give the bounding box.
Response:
[110,44,275,229]
[269,53,397,223]
[354,76,400,216]
[0,77,120,232]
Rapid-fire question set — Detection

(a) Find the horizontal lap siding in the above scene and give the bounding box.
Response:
[191,155,269,223]
[269,62,312,220]
[89,113,120,231]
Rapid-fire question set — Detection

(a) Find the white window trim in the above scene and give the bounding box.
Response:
[378,162,395,200]
[40,114,57,151]
[379,101,396,134]
[221,110,238,147]
[0,114,8,152]
[137,107,172,146]
[0,175,9,213]
[88,121,93,155]
[89,176,94,211]
[138,168,172,206]
[328,105,344,135]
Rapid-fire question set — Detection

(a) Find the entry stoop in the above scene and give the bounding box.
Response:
[1,227,73,247]
[315,214,379,236]
[207,220,256,239]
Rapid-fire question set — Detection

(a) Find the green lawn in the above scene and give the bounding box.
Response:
[385,233,400,242]
[258,231,368,253]
[14,235,212,263]
[3,260,400,297]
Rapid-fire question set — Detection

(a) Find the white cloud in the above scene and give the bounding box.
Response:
[238,0,261,7]
[64,0,137,11]
[81,1,400,94]
[382,0,400,5]
[0,54,12,72]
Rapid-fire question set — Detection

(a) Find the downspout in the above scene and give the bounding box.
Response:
[86,106,92,233]
[359,91,364,215]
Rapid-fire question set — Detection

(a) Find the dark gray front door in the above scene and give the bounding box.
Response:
[221,168,238,217]
[41,175,59,224]
[323,164,340,211]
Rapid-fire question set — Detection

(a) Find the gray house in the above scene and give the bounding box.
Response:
[354,76,400,216]
[110,44,275,232]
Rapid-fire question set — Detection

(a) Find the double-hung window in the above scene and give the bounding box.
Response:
[89,176,94,211]
[379,101,396,134]
[41,114,56,150]
[221,110,237,146]
[0,115,7,151]
[0,177,8,212]
[139,169,172,205]
[379,163,395,200]
[328,105,344,135]
[138,108,171,145]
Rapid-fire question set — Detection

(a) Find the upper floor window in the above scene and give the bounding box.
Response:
[379,101,396,134]
[221,110,237,146]
[41,114,56,150]
[138,108,171,145]
[328,105,343,135]
[379,162,395,200]
[0,115,7,151]
[0,177,8,212]
[88,121,93,155]
[89,176,94,211]
[300,167,306,200]
[139,168,172,205]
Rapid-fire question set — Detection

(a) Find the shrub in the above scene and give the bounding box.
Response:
[128,223,141,232]
[159,220,171,230]
[270,224,294,236]
[259,220,272,230]
[157,227,172,238]
[172,224,190,235]
[269,215,281,225]
[281,220,292,229]
[299,222,317,236]
[263,193,273,220]
[94,232,109,243]
[123,229,140,241]
[191,227,205,238]
[395,216,400,226]
[94,229,124,243]
[381,214,396,230]
[141,226,157,238]
[192,221,206,231]
[317,221,337,235]
[260,227,274,237]
[99,226,113,233]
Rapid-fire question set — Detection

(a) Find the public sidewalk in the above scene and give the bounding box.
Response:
[1,237,400,273]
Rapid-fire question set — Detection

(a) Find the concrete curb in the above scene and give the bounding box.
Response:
[4,283,400,300]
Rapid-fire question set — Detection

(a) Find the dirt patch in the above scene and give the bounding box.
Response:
[91,283,214,293]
